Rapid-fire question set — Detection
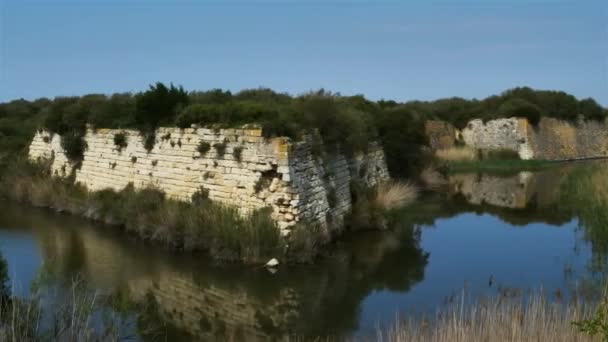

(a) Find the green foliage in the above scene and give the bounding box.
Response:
[233,146,244,162]
[0,251,9,300]
[197,141,211,155]
[113,132,128,151]
[498,98,542,125]
[135,82,188,129]
[213,141,227,158]
[143,132,156,152]
[0,161,293,263]
[60,132,87,163]
[191,186,209,204]
[572,297,608,340]
[0,83,605,179]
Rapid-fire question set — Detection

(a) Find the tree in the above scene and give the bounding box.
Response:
[135,82,188,130]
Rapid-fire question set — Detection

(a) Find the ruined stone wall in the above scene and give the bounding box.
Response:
[425,120,456,149]
[460,118,535,160]
[529,118,608,160]
[427,117,608,161]
[28,127,389,234]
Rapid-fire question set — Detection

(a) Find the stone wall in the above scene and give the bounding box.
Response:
[425,120,456,150]
[28,127,389,235]
[426,117,608,161]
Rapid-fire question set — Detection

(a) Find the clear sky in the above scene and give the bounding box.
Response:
[1,0,606,105]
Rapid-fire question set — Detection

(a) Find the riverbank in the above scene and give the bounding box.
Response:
[443,159,554,174]
[0,160,415,265]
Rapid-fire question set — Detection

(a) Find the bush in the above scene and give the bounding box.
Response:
[143,132,155,152]
[113,132,128,152]
[197,141,211,155]
[60,132,87,163]
[135,82,188,129]
[213,141,227,158]
[233,146,244,162]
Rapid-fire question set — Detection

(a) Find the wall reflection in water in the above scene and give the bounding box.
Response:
[0,203,428,340]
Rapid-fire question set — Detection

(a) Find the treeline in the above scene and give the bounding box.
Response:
[0,84,605,177]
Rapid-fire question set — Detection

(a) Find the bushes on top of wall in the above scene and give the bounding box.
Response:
[0,83,606,177]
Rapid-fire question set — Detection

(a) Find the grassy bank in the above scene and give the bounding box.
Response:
[0,160,298,264]
[431,146,554,175]
[444,159,554,174]
[379,290,605,342]
[0,160,414,264]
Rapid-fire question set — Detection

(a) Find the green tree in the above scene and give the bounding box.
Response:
[135,82,188,130]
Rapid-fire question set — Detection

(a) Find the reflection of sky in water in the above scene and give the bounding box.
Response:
[0,230,42,297]
[357,213,590,335]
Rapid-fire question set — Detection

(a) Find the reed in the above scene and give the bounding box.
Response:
[378,290,599,342]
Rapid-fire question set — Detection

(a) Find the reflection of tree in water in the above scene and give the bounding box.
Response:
[559,163,608,277]
[0,251,9,300]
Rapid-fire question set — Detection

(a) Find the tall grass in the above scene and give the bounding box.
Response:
[434,147,477,162]
[374,181,418,211]
[378,290,599,342]
[350,180,418,230]
[0,161,287,264]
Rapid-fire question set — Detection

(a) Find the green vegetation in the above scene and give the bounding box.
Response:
[0,161,298,264]
[197,141,211,155]
[444,159,554,174]
[3,84,604,177]
[233,145,244,162]
[113,131,128,152]
[213,140,227,157]
[432,146,553,174]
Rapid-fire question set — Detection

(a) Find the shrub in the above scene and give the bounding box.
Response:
[113,132,128,152]
[143,132,156,152]
[197,141,211,155]
[233,146,244,162]
[60,132,87,162]
[135,82,188,129]
[191,187,209,204]
[213,141,227,158]
[374,181,418,211]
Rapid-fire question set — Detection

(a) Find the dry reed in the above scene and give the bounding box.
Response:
[374,181,418,211]
[434,147,477,162]
[420,166,447,191]
[377,290,599,342]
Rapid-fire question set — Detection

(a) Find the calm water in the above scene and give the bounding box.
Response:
[1,160,608,340]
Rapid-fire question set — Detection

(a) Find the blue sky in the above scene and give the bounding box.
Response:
[1,0,606,105]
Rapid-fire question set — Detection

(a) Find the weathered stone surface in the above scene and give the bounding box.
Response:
[425,120,457,150]
[426,117,608,161]
[28,127,389,233]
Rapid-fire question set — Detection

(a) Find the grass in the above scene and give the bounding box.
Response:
[444,159,554,174]
[374,181,418,211]
[434,147,477,162]
[378,289,601,342]
[0,160,296,264]
[434,147,554,174]
[350,180,418,230]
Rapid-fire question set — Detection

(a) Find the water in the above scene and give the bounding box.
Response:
[1,160,607,340]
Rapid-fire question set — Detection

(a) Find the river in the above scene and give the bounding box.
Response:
[1,160,607,340]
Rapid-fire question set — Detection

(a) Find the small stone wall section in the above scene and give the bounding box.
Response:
[426,117,608,161]
[29,127,389,234]
[425,120,456,150]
